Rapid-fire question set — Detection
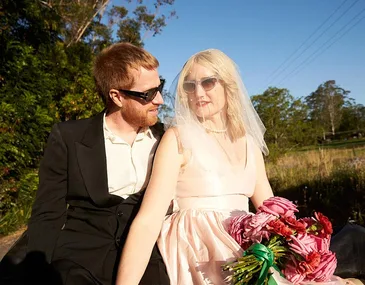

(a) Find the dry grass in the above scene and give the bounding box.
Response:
[267,146,365,189]
[266,146,365,227]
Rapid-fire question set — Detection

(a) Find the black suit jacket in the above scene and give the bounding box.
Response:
[26,111,168,284]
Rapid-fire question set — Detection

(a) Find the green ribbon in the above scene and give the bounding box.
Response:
[243,243,279,285]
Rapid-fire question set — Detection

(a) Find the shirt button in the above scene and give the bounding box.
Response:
[117,211,124,217]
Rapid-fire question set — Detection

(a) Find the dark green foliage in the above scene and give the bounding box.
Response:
[252,87,317,160]
[339,102,365,135]
[0,170,38,234]
[305,80,351,140]
[252,84,364,158]
[0,7,62,233]
[0,0,176,235]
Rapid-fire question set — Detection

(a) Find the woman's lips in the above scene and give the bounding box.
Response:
[196,101,209,107]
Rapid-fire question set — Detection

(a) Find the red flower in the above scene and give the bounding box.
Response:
[315,212,333,235]
[306,251,337,282]
[283,216,307,233]
[298,252,321,274]
[267,219,293,238]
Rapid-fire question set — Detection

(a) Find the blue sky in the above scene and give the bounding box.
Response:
[137,0,365,105]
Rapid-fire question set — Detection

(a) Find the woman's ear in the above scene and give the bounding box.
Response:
[109,89,123,108]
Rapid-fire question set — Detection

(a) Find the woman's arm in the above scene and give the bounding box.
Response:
[116,128,184,285]
[250,142,274,209]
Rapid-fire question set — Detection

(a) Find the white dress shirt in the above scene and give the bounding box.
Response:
[103,114,160,198]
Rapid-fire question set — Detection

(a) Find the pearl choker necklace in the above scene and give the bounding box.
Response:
[204,126,227,133]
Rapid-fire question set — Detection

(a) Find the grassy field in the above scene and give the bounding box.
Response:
[266,144,365,228]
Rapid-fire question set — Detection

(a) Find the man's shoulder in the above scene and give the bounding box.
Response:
[58,112,103,128]
[58,116,93,128]
[150,122,165,138]
[54,112,104,138]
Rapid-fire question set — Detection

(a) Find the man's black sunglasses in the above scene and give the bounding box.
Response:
[119,79,165,102]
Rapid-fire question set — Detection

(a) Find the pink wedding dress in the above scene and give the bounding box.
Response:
[157,136,255,285]
[157,133,346,285]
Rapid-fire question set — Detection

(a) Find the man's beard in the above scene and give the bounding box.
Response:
[122,101,158,128]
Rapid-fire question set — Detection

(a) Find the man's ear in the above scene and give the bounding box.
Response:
[109,89,123,108]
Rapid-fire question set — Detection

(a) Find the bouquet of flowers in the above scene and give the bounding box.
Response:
[222,197,337,285]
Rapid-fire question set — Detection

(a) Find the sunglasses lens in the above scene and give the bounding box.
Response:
[201,78,217,91]
[183,82,195,93]
[146,80,165,101]
[158,80,165,93]
[146,89,158,102]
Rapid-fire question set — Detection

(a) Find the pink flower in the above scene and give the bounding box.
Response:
[258,197,298,219]
[306,251,337,282]
[228,213,253,247]
[244,212,276,243]
[283,256,306,284]
[289,233,330,257]
[299,217,315,228]
[283,251,335,283]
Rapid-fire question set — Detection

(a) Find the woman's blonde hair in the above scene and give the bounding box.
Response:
[177,49,245,141]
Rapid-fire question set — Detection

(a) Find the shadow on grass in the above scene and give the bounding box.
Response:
[270,172,365,229]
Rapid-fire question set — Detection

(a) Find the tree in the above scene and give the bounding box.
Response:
[0,40,60,230]
[38,0,177,48]
[252,87,310,150]
[305,80,351,140]
[339,101,365,134]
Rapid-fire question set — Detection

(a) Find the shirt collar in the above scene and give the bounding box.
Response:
[137,127,153,140]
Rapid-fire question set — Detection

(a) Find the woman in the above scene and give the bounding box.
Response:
[116,48,274,285]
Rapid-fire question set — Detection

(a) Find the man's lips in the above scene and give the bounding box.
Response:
[148,108,159,114]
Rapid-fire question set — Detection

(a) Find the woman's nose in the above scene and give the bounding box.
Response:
[194,83,205,98]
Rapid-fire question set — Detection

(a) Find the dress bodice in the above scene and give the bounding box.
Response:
[174,135,256,213]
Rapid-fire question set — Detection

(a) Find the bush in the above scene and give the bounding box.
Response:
[0,169,38,235]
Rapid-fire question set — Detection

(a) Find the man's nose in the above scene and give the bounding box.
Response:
[152,91,164,105]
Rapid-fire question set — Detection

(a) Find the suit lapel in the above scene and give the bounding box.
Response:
[76,111,123,206]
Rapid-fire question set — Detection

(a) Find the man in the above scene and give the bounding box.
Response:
[26,42,170,284]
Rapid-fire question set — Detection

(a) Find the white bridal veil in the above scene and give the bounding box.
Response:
[162,49,268,171]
